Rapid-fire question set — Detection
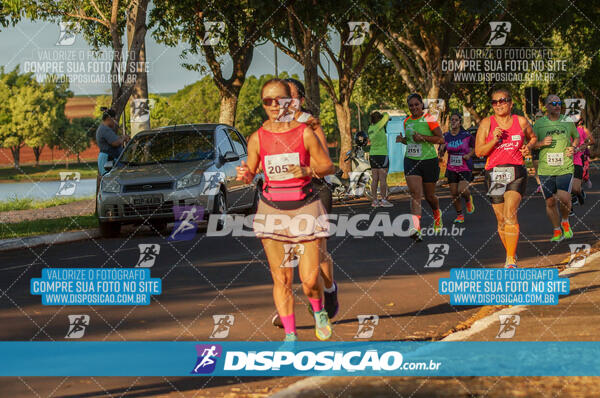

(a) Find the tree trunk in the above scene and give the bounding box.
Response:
[587,96,600,157]
[128,3,150,136]
[219,92,238,126]
[303,40,321,116]
[32,146,42,166]
[334,100,352,176]
[10,146,20,168]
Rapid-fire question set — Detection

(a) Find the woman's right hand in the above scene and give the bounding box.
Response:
[236,160,254,183]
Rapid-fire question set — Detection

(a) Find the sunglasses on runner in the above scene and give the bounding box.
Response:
[262,97,288,106]
[491,97,511,106]
[548,101,562,106]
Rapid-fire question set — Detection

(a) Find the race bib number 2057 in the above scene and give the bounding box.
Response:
[264,153,300,181]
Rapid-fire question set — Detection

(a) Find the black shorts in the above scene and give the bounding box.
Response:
[312,178,333,213]
[574,165,583,180]
[531,149,539,161]
[369,155,388,169]
[539,174,573,199]
[484,164,528,204]
[446,170,473,184]
[404,157,440,183]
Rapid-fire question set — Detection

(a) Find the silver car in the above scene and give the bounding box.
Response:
[96,124,260,237]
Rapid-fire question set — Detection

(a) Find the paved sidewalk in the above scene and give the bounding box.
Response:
[272,245,600,398]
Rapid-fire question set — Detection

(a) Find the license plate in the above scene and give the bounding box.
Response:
[129,195,162,206]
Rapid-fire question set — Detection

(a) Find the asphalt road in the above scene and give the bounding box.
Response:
[1,169,599,397]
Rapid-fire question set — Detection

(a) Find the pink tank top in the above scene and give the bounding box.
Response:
[573,126,587,166]
[258,124,311,201]
[485,115,524,170]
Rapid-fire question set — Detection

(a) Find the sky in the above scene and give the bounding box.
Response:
[0,19,309,96]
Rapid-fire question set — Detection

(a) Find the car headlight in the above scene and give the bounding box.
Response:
[176,172,203,189]
[101,179,121,193]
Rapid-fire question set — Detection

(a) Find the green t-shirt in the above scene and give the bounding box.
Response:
[533,115,578,176]
[368,112,390,156]
[403,113,440,160]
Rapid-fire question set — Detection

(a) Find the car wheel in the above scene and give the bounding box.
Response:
[99,221,121,238]
[213,190,227,230]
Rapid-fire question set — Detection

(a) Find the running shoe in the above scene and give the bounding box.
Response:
[466,195,475,214]
[272,314,283,329]
[307,283,340,319]
[504,257,517,268]
[561,222,573,239]
[550,229,564,242]
[325,282,339,319]
[453,214,465,224]
[284,332,298,342]
[379,199,394,207]
[314,309,333,341]
[371,200,380,208]
[433,209,443,232]
[410,228,423,242]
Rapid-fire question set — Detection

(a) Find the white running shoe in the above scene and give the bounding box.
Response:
[379,199,393,207]
[371,200,380,207]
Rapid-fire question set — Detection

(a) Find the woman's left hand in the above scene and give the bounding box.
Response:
[287,165,310,178]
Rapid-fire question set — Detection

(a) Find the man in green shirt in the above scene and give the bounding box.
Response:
[533,94,579,242]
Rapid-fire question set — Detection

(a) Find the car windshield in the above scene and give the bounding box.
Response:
[120,130,215,165]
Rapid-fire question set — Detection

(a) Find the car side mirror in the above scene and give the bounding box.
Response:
[104,160,114,172]
[223,151,240,163]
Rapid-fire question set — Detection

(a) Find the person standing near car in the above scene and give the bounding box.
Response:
[439,112,475,223]
[395,93,445,241]
[236,79,335,341]
[532,94,579,242]
[96,108,128,175]
[367,111,393,207]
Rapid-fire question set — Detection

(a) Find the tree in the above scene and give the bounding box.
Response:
[317,1,383,174]
[23,0,149,123]
[151,1,285,125]
[62,117,95,163]
[269,0,331,116]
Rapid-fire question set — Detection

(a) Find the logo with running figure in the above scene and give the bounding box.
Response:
[275,98,300,123]
[202,22,225,46]
[424,99,446,122]
[201,172,225,195]
[191,344,222,374]
[345,22,370,45]
[280,244,305,268]
[56,22,78,46]
[56,172,80,196]
[487,21,511,46]
[564,98,585,123]
[496,314,520,338]
[210,315,235,339]
[568,243,591,268]
[425,244,449,268]
[131,98,155,123]
[135,244,160,267]
[170,206,204,241]
[65,315,89,339]
[354,315,379,338]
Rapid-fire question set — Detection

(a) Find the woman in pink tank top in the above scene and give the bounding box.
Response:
[236,79,335,342]
[572,118,594,205]
[475,88,537,268]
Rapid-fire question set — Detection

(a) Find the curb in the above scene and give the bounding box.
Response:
[0,229,100,252]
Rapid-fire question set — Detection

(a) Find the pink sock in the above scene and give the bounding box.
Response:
[280,314,296,335]
[308,298,324,313]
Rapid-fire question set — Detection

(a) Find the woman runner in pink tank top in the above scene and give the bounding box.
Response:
[236,79,335,342]
[475,88,536,268]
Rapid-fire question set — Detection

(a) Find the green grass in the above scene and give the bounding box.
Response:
[0,215,98,239]
[0,162,98,181]
[0,195,95,212]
